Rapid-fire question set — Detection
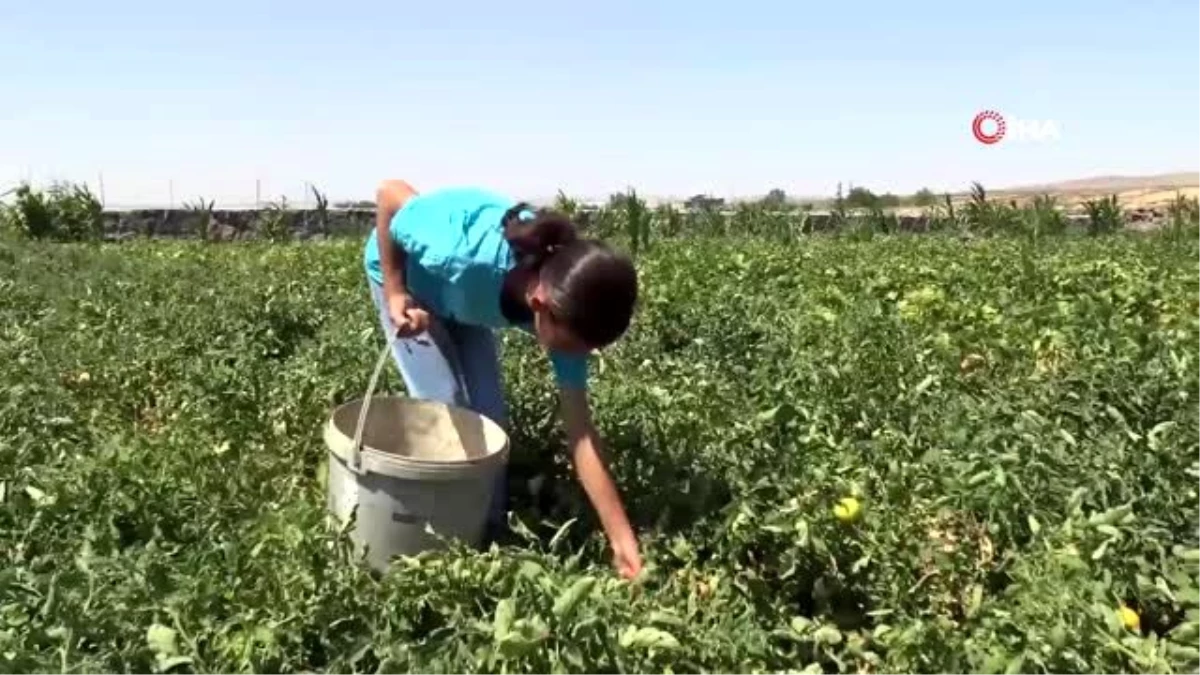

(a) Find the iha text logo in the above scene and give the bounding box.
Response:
[972,110,1061,145]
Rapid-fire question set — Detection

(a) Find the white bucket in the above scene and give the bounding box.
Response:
[323,335,510,573]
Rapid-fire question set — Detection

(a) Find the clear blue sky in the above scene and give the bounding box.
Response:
[3,0,1197,206]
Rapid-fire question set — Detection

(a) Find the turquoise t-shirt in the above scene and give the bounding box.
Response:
[363,186,588,390]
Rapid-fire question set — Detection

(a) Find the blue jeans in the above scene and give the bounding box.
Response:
[368,279,510,526]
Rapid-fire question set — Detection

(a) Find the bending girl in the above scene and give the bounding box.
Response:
[363,180,642,579]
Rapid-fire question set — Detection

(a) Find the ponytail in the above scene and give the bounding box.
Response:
[502,202,578,270]
[501,201,637,349]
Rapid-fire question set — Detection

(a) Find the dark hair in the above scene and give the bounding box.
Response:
[502,203,638,348]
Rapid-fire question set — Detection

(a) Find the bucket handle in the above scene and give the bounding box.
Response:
[349,330,402,474]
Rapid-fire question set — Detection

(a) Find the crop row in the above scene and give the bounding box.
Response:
[3,181,1197,246]
[2,230,1197,672]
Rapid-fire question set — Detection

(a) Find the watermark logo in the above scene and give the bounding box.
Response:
[972,110,1060,144]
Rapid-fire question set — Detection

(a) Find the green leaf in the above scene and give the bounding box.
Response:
[912,374,937,395]
[1147,421,1176,450]
[812,625,843,645]
[23,486,50,506]
[1176,548,1200,563]
[1088,503,1133,527]
[157,655,193,672]
[965,584,984,618]
[619,626,681,651]
[552,576,596,620]
[495,616,549,660]
[492,598,515,639]
[146,623,178,657]
[547,518,578,551]
[518,560,545,580]
[647,610,686,628]
[1169,620,1199,643]
[790,616,813,634]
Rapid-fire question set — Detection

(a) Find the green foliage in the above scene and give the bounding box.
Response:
[911,188,937,208]
[655,203,685,238]
[617,188,652,257]
[844,186,880,210]
[841,187,900,211]
[1,231,1196,673]
[1084,195,1124,236]
[861,204,898,236]
[1021,194,1068,241]
[831,182,849,230]
[309,185,330,237]
[1162,193,1198,244]
[761,188,788,209]
[183,197,216,241]
[684,194,725,212]
[963,182,1022,235]
[254,197,292,242]
[16,181,1175,246]
[553,190,580,218]
[0,181,104,241]
[923,193,961,232]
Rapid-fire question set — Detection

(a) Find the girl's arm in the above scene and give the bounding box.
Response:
[375,179,419,296]
[558,388,642,579]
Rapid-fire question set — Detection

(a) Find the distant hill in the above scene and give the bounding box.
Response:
[424,172,1200,210]
[995,172,1198,195]
[966,172,1199,211]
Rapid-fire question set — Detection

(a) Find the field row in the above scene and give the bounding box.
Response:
[3,181,1198,244]
[0,234,1197,673]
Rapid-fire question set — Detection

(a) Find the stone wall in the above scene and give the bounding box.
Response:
[100,205,1167,241]
[102,208,375,241]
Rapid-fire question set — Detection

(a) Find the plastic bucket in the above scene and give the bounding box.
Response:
[323,335,510,572]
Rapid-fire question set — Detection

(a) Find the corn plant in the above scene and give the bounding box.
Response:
[618,189,652,257]
[254,196,293,242]
[963,182,1020,235]
[655,203,684,239]
[183,197,216,241]
[309,184,330,237]
[0,187,14,240]
[1022,194,1067,242]
[864,204,898,235]
[730,201,763,237]
[3,183,54,239]
[54,183,104,241]
[830,182,849,231]
[1083,195,1124,236]
[0,181,103,241]
[553,190,580,219]
[1163,192,1199,244]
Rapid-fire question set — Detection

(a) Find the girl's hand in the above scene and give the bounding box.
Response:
[388,291,430,338]
[611,533,643,580]
[557,389,642,580]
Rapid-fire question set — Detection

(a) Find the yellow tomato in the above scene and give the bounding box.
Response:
[833,497,862,523]
[1118,605,1140,632]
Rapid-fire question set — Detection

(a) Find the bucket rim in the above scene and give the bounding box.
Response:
[326,395,510,469]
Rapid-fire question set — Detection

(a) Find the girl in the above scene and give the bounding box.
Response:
[363,179,643,579]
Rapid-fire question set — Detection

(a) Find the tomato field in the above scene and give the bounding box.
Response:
[1,232,1198,673]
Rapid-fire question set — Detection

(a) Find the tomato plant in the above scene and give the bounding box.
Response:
[0,232,1196,673]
